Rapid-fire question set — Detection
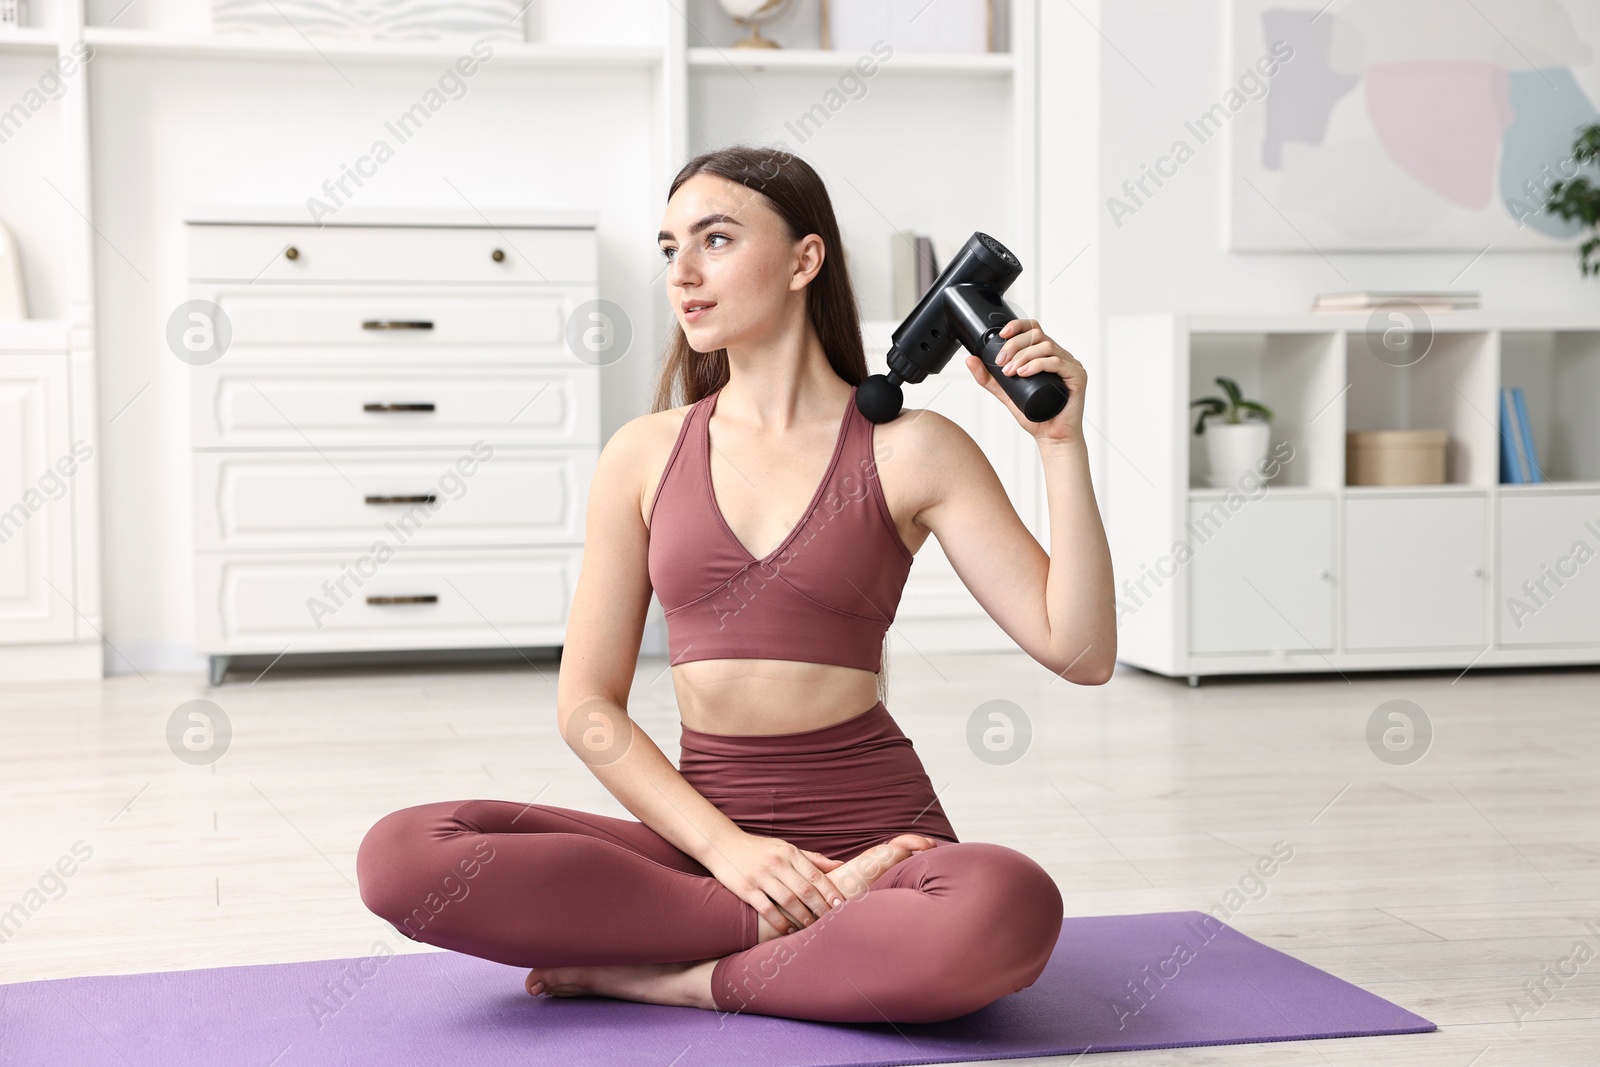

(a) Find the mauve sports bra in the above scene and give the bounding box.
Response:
[646,383,915,673]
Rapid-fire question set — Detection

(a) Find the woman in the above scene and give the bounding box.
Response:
[356,144,1117,1025]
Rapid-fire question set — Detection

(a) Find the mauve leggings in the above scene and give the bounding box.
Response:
[355,701,1064,1024]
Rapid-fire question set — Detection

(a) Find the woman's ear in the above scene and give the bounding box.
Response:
[789,233,826,291]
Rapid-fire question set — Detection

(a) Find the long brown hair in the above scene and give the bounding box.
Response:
[649,144,890,705]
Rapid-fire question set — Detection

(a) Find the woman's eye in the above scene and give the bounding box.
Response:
[660,234,729,261]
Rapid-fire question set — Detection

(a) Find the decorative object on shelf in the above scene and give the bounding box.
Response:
[915,234,937,299]
[718,0,790,49]
[1346,428,1449,486]
[889,230,938,318]
[1499,387,1545,483]
[822,0,991,53]
[1190,375,1273,487]
[1229,0,1599,251]
[210,0,526,41]
[1313,290,1479,313]
[1545,120,1600,275]
[0,218,27,320]
[0,0,25,32]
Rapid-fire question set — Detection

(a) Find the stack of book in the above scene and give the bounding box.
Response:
[1312,291,1480,313]
[1499,386,1545,483]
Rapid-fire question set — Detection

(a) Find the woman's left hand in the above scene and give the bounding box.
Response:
[965,319,1086,447]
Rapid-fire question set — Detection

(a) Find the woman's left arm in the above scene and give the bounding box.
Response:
[904,318,1116,683]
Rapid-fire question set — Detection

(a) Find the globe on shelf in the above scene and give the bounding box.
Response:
[718,0,791,49]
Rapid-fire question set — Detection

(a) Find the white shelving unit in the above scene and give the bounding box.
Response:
[77,26,663,65]
[1107,312,1600,685]
[685,46,1014,74]
[0,0,1038,679]
[0,0,103,683]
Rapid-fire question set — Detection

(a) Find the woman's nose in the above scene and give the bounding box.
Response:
[666,248,698,286]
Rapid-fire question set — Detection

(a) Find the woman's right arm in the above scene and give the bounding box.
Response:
[554,415,843,933]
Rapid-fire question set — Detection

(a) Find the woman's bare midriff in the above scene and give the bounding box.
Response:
[644,401,925,737]
[671,658,881,735]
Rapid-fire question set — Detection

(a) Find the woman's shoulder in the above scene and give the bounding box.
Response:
[870,403,972,462]
[868,403,996,518]
[606,400,703,528]
[606,398,699,461]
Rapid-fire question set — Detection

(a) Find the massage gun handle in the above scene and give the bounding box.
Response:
[976,327,1070,424]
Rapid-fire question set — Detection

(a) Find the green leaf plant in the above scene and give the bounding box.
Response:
[1545,121,1600,276]
[1189,375,1274,436]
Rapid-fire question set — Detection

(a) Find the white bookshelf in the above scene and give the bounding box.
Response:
[0,0,1037,679]
[1107,312,1600,684]
[0,0,103,682]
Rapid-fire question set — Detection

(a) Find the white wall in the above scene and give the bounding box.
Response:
[1095,1,1598,318]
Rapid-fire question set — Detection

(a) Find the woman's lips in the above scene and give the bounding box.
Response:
[684,303,715,322]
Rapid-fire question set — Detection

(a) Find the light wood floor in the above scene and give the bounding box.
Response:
[2,652,1596,1065]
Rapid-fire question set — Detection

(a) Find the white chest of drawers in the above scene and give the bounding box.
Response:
[185,209,600,685]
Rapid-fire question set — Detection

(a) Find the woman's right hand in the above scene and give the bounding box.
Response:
[699,831,846,935]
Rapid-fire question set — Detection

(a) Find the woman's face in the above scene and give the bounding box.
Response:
[657,173,817,352]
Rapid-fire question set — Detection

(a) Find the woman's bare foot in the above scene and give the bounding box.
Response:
[754,832,943,940]
[830,833,941,900]
[526,957,719,1009]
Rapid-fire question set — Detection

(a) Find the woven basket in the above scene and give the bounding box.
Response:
[1346,429,1449,486]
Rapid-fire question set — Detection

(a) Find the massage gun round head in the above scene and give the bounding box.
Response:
[857,374,904,424]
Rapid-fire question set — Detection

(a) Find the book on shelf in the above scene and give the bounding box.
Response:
[1312,290,1479,313]
[891,231,939,319]
[1499,386,1544,484]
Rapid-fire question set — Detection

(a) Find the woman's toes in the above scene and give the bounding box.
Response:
[893,833,940,851]
[527,969,570,996]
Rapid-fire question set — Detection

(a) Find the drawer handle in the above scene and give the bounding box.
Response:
[284,246,299,260]
[363,402,436,413]
[364,494,438,506]
[491,248,505,262]
[362,319,434,330]
[367,595,439,605]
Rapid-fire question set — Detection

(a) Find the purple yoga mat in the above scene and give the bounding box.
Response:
[0,910,1433,1066]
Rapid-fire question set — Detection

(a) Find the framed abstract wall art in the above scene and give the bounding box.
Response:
[1228,0,1600,251]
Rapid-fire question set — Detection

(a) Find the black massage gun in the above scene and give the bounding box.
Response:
[856,231,1070,424]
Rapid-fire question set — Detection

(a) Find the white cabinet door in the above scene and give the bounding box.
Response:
[1497,491,1600,645]
[191,364,599,448]
[1188,496,1333,654]
[1344,494,1487,649]
[0,355,76,642]
[193,547,582,654]
[193,447,594,551]
[188,225,596,284]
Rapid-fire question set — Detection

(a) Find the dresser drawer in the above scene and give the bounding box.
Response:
[193,547,581,653]
[193,447,594,551]
[191,365,599,448]
[205,286,586,354]
[188,224,596,284]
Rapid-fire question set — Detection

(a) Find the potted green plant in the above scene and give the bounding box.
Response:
[1190,376,1274,487]
[1545,120,1600,275]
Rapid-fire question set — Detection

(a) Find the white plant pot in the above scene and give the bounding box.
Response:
[1203,421,1271,487]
